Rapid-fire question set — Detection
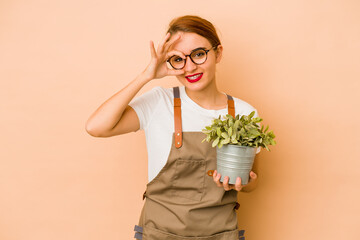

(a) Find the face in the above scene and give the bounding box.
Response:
[167,32,223,91]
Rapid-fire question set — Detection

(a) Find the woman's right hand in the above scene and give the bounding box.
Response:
[142,32,186,81]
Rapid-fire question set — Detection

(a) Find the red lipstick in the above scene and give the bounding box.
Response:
[185,73,203,83]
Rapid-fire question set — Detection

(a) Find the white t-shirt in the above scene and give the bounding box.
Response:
[129,86,261,183]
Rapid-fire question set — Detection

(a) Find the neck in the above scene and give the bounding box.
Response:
[184,80,227,110]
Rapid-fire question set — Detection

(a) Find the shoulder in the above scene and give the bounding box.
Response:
[133,86,173,101]
[156,86,174,97]
[232,96,259,116]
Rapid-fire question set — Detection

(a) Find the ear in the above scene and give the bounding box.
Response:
[215,45,223,63]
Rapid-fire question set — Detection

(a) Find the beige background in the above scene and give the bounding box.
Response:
[1,0,359,239]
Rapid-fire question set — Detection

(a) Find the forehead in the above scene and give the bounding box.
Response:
[167,32,212,53]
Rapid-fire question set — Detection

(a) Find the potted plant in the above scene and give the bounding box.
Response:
[201,111,276,184]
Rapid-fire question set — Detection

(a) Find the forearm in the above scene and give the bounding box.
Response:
[85,73,151,136]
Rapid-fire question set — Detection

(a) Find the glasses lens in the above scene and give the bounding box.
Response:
[190,49,207,64]
[169,55,185,69]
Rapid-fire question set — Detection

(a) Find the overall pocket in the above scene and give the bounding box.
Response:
[171,159,205,201]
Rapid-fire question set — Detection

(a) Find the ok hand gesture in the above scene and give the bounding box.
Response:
[142,32,186,81]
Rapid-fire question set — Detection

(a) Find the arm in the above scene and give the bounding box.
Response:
[85,33,184,137]
[85,73,150,137]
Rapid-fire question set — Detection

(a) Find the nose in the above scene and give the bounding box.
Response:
[183,56,197,72]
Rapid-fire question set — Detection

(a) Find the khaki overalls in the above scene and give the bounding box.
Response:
[134,87,245,240]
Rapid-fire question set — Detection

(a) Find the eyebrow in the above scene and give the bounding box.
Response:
[174,47,209,56]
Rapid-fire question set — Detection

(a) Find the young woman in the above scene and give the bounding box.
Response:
[86,15,260,240]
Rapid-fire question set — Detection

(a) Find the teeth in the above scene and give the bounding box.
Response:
[187,74,201,80]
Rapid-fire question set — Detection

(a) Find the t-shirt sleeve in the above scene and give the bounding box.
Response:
[128,86,162,131]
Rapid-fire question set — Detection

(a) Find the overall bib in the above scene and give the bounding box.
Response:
[134,87,245,240]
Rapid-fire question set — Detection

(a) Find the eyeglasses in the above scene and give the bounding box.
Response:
[166,46,217,70]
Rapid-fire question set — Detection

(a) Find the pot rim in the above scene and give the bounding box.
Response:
[218,144,256,149]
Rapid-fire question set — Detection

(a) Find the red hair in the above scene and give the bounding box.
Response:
[166,15,221,49]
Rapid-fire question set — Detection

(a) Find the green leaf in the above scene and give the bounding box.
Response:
[228,127,232,137]
[265,144,270,151]
[249,111,255,119]
[249,128,260,137]
[231,133,236,141]
[221,132,229,139]
[216,127,221,137]
[240,127,246,135]
[212,137,220,147]
[264,125,269,133]
[268,131,275,138]
[233,120,240,129]
[253,117,262,123]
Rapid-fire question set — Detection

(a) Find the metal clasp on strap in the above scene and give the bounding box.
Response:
[134,225,143,239]
[238,229,245,240]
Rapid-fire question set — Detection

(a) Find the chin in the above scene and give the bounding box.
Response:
[184,82,210,92]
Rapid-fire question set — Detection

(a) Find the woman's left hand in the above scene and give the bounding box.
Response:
[212,170,257,191]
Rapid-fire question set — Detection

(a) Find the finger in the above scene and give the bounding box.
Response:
[248,171,257,182]
[235,177,242,191]
[149,40,156,58]
[215,172,222,187]
[223,176,231,191]
[166,50,185,59]
[163,33,181,52]
[212,170,217,181]
[157,32,171,54]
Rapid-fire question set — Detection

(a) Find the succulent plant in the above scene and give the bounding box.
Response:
[201,111,276,151]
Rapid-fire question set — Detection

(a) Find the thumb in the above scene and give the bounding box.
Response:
[168,69,185,76]
[250,171,257,179]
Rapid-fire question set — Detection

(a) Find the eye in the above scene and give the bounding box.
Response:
[173,57,184,62]
[195,52,205,57]
[191,49,206,59]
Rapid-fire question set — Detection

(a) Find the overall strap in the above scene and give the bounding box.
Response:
[172,87,235,149]
[227,94,235,118]
[173,87,183,148]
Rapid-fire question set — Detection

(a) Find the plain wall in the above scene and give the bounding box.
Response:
[1,0,359,239]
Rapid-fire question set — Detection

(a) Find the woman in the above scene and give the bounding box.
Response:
[86,15,259,240]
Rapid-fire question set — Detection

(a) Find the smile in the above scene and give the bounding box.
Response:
[185,73,203,83]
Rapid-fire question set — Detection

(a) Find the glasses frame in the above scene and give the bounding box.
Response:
[166,46,217,70]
